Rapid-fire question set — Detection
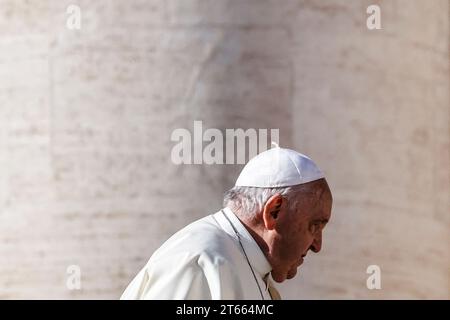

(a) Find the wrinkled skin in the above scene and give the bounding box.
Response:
[239,178,333,283]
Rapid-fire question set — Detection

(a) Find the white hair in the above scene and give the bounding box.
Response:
[223,185,308,219]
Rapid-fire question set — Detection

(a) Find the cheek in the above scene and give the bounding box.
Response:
[278,230,309,260]
[275,221,311,261]
[288,225,314,255]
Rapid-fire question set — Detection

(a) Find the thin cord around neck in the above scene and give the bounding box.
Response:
[221,209,266,300]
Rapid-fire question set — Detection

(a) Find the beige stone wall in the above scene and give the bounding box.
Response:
[0,0,448,299]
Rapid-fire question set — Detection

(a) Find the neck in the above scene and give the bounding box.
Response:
[234,213,271,263]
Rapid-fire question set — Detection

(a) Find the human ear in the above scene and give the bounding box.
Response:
[262,194,283,230]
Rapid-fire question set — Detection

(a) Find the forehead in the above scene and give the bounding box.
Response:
[306,184,333,221]
[288,179,333,220]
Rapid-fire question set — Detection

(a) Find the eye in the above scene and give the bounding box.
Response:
[309,222,321,233]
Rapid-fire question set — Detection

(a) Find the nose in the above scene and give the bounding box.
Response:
[310,231,322,253]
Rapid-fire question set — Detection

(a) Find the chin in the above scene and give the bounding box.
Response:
[272,268,297,283]
[286,268,298,280]
[271,271,287,283]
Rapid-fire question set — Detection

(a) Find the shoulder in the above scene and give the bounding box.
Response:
[124,213,247,299]
[150,213,237,267]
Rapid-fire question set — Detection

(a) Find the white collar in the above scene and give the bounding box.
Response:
[214,207,272,280]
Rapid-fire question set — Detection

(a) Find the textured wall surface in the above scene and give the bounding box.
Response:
[0,0,448,299]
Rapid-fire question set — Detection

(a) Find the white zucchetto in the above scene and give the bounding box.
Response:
[235,146,325,188]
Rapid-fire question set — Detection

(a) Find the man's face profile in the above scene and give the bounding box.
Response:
[263,179,333,283]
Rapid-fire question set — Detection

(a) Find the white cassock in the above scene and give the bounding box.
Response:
[120,207,280,300]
